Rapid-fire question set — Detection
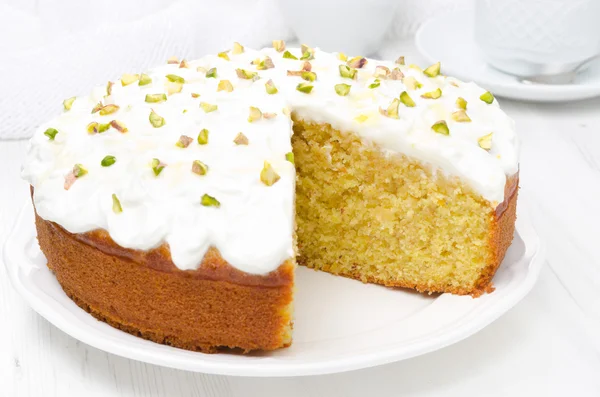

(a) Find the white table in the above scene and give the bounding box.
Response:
[2,65,600,397]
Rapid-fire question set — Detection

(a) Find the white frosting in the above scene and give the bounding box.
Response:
[22,45,519,275]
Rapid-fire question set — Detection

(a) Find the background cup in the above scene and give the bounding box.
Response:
[474,0,600,78]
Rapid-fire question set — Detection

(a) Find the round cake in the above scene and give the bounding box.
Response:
[22,41,519,352]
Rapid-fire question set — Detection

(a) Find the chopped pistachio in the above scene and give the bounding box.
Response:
[64,172,76,190]
[302,61,312,71]
[196,66,207,73]
[409,63,422,72]
[335,83,351,96]
[368,79,381,89]
[179,59,189,68]
[101,155,116,167]
[248,106,262,122]
[217,79,234,92]
[233,132,249,145]
[149,110,166,128]
[151,158,166,176]
[379,98,400,118]
[91,102,103,114]
[236,68,259,80]
[167,56,179,64]
[300,44,314,60]
[301,71,317,82]
[191,92,201,98]
[257,56,275,70]
[480,91,494,104]
[285,152,294,164]
[287,70,303,77]
[451,110,471,122]
[421,88,442,99]
[265,79,278,94]
[263,112,277,119]
[399,91,416,107]
[260,161,280,186]
[296,82,313,94]
[73,163,88,178]
[347,56,367,69]
[112,194,122,213]
[99,104,120,116]
[339,64,357,79]
[354,114,369,123]
[98,123,111,133]
[197,128,209,144]
[110,120,128,133]
[201,194,220,207]
[183,109,188,114]
[44,128,58,140]
[166,74,185,83]
[86,122,98,134]
[166,81,183,95]
[431,120,450,135]
[272,40,286,52]
[200,102,218,113]
[176,135,193,148]
[282,50,298,60]
[389,68,404,80]
[121,73,139,86]
[374,65,390,79]
[232,42,244,54]
[456,97,467,110]
[478,132,493,150]
[423,61,441,77]
[139,73,152,86]
[192,160,209,175]
[63,97,76,111]
[403,76,422,90]
[206,68,217,78]
[106,81,114,96]
[395,56,405,65]
[218,51,230,61]
[338,52,348,61]
[145,93,167,103]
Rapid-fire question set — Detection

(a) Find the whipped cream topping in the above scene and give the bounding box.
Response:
[22,44,519,274]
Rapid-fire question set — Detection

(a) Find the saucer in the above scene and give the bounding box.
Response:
[415,11,600,102]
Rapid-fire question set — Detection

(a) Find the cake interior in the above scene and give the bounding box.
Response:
[291,116,498,294]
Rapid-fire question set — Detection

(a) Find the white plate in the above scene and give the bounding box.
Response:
[4,203,544,377]
[415,11,600,102]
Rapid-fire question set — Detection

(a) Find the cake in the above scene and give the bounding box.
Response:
[22,41,519,353]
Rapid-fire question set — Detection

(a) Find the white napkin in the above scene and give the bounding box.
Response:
[0,0,471,139]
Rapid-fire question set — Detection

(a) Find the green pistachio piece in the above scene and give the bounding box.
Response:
[201,193,220,207]
[217,80,234,92]
[121,73,139,86]
[373,66,390,79]
[232,42,244,54]
[109,120,128,133]
[347,56,367,69]
[206,68,217,78]
[235,68,259,80]
[334,83,351,96]
[248,106,262,122]
[257,57,275,70]
[44,128,59,140]
[63,97,76,111]
[390,68,404,80]
[98,123,111,133]
[480,91,494,104]
[300,44,314,60]
[101,155,116,167]
[368,79,381,89]
[399,91,416,107]
[138,73,152,86]
[218,51,230,61]
[179,59,189,68]
[395,56,405,65]
[456,97,467,110]
[431,120,449,135]
[423,62,441,77]
[200,102,218,113]
[149,110,166,128]
[260,161,280,186]
[421,88,442,99]
[339,65,357,79]
[192,160,209,175]
[296,82,313,94]
[86,122,98,134]
[145,93,167,103]
[285,152,294,164]
[151,158,166,176]
[197,128,209,144]
[282,50,298,60]
[73,164,88,178]
[272,40,285,52]
[403,76,422,90]
[176,135,193,148]
[233,132,249,145]
[451,110,471,122]
[112,194,122,213]
[166,81,183,96]
[166,74,185,84]
[301,71,317,82]
[265,79,278,94]
[478,133,493,150]
[99,104,120,116]
[91,102,103,114]
[106,81,114,96]
[379,98,400,118]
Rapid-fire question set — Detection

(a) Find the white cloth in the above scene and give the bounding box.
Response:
[0,0,471,139]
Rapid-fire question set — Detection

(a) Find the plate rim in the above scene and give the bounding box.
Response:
[3,203,545,377]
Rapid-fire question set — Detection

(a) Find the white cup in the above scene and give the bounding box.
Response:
[474,0,600,78]
[279,0,397,56]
